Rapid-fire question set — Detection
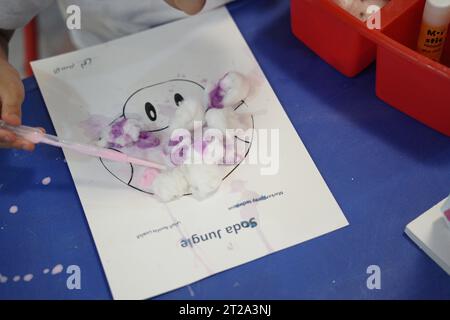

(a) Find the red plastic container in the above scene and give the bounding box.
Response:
[291,0,450,137]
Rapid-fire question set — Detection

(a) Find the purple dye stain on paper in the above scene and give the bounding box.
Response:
[79,115,112,140]
[9,205,18,214]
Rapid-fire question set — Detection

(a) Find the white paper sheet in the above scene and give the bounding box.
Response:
[32,8,349,299]
[405,198,450,276]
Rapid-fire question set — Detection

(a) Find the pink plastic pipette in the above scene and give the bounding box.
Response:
[0,120,166,170]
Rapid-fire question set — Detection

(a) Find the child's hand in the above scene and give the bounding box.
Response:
[164,0,207,15]
[0,60,35,151]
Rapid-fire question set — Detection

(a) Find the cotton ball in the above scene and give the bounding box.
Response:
[165,131,192,166]
[220,72,250,108]
[170,98,204,131]
[333,0,389,21]
[223,137,246,165]
[207,72,250,109]
[121,119,141,142]
[202,135,226,165]
[182,164,223,200]
[98,118,142,148]
[204,108,227,133]
[152,166,189,202]
[205,108,243,134]
[136,131,160,149]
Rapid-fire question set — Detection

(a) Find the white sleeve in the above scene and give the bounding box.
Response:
[0,0,55,29]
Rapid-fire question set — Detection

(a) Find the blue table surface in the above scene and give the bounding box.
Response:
[1,0,450,300]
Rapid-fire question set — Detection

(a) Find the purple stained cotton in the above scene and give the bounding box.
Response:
[98,118,142,148]
[88,71,254,203]
[166,133,192,166]
[136,131,161,149]
[207,72,250,109]
[208,83,225,109]
[168,135,184,147]
[111,119,125,138]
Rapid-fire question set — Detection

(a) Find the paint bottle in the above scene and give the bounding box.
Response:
[416,0,450,62]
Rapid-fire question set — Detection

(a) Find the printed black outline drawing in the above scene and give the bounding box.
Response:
[99,78,255,196]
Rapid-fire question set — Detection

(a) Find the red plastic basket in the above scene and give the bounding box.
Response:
[291,0,450,137]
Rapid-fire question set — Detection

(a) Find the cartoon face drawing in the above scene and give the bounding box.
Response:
[100,78,254,196]
[122,79,205,132]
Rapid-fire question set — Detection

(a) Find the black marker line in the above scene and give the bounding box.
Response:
[121,79,205,117]
[143,125,170,133]
[102,80,254,197]
[127,163,134,185]
[235,136,251,144]
[222,115,255,181]
[233,100,245,111]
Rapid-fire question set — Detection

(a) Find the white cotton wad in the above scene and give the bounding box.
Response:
[152,164,223,202]
[204,107,243,134]
[202,135,226,165]
[116,119,141,146]
[98,118,142,148]
[207,72,250,109]
[152,166,189,202]
[220,72,250,108]
[170,98,204,131]
[333,0,389,21]
[182,164,223,200]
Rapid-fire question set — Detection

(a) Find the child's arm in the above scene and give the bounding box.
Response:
[0,0,207,151]
[164,0,207,14]
[0,0,55,150]
[0,29,34,151]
